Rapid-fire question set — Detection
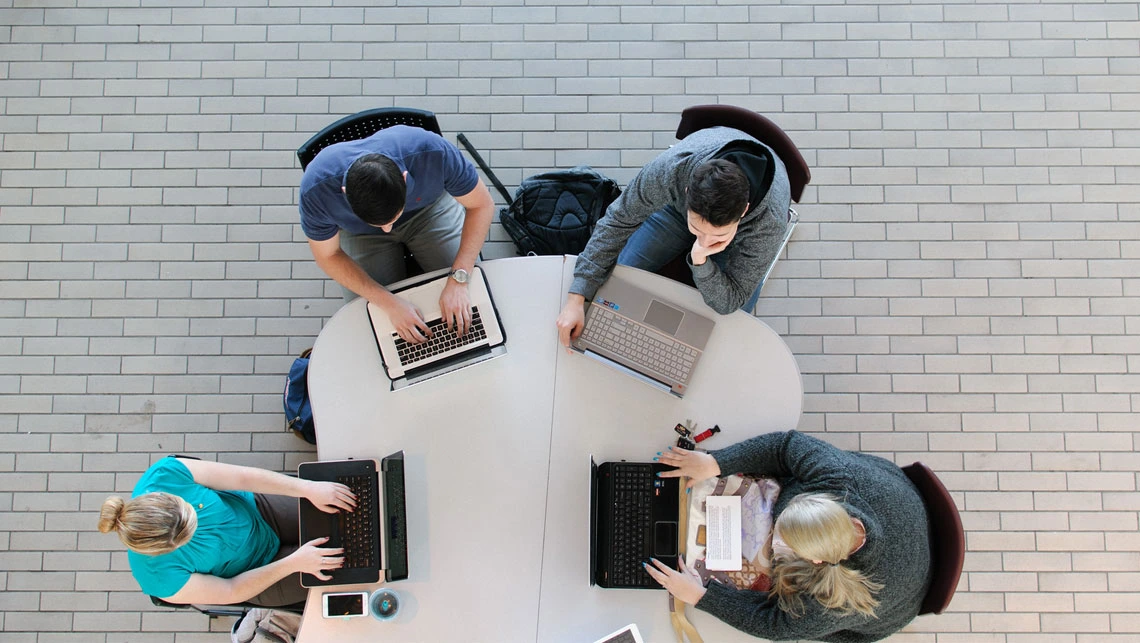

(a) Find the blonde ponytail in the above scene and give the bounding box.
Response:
[771,493,883,618]
[97,493,197,556]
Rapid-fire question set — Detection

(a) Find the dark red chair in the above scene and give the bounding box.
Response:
[676,104,810,203]
[657,105,809,311]
[902,462,966,615]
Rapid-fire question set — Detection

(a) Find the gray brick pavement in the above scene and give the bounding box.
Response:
[2,0,1140,640]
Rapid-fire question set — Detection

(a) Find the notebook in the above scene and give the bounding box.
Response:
[572,273,715,398]
[367,266,506,390]
[589,458,680,589]
[297,452,408,588]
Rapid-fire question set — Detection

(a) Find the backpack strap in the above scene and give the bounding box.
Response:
[669,477,704,643]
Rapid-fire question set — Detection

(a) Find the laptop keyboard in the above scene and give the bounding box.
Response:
[580,306,697,383]
[336,474,377,570]
[609,463,655,587]
[393,306,488,367]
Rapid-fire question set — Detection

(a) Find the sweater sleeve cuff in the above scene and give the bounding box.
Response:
[568,276,598,302]
[687,253,718,280]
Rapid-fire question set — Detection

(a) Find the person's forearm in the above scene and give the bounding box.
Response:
[314,248,396,306]
[688,257,751,315]
[452,203,493,272]
[211,463,311,499]
[217,555,300,604]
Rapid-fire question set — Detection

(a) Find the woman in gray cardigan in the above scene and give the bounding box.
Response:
[645,431,932,643]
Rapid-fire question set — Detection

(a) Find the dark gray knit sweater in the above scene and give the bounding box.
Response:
[696,431,932,642]
[569,126,791,314]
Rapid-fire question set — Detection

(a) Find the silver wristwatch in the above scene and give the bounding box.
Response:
[448,268,469,284]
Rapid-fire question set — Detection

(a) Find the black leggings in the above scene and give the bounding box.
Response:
[249,493,307,607]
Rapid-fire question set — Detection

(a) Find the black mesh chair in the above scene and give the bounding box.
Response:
[901,462,966,615]
[657,105,810,312]
[296,107,444,277]
[297,107,441,171]
[149,595,304,618]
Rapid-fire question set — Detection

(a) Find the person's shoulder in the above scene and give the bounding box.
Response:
[128,548,190,598]
[376,125,450,151]
[134,456,194,497]
[301,142,354,194]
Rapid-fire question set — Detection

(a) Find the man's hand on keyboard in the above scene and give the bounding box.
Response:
[556,294,586,349]
[305,480,357,514]
[290,537,345,580]
[382,295,432,344]
[439,278,472,336]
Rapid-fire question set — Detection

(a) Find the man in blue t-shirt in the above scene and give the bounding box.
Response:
[299,125,495,343]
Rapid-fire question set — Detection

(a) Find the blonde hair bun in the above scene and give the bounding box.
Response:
[96,492,198,555]
[98,496,126,533]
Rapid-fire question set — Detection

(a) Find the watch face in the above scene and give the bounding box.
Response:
[451,269,469,283]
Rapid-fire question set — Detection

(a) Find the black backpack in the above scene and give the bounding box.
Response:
[455,136,621,257]
[498,166,621,256]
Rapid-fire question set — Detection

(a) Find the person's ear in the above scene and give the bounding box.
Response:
[403,170,408,183]
[741,202,750,218]
[341,186,347,194]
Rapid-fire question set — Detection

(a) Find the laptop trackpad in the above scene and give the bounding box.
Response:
[644,300,684,336]
[654,521,678,557]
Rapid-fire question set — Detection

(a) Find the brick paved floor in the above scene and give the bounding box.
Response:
[2,1,1139,641]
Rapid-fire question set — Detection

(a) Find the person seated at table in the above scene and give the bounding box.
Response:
[98,455,356,607]
[556,126,791,346]
[645,431,931,643]
[300,125,496,343]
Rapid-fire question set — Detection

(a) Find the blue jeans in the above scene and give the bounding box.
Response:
[616,205,763,312]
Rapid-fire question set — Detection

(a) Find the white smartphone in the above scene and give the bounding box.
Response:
[322,591,369,619]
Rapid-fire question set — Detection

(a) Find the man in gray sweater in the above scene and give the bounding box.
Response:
[556,126,791,346]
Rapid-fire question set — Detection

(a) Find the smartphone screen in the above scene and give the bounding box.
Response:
[324,592,365,617]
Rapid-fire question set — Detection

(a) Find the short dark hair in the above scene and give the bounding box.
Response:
[686,159,750,226]
[344,154,406,226]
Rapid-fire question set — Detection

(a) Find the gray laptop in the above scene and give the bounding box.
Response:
[367,266,506,390]
[572,273,715,397]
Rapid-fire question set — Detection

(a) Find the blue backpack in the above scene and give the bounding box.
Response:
[284,349,316,444]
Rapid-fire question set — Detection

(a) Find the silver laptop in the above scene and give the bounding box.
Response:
[572,273,714,397]
[367,266,506,390]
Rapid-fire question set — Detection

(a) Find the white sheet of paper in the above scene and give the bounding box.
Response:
[705,495,743,571]
[592,623,645,643]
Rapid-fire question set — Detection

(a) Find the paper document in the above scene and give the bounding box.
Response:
[593,624,644,643]
[705,495,743,570]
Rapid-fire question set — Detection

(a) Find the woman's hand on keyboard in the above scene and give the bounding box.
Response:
[290,537,345,580]
[644,556,707,605]
[305,480,357,513]
[654,446,721,488]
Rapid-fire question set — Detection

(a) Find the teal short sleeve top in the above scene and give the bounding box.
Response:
[127,457,281,599]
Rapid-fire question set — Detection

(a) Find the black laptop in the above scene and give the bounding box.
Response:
[590,458,680,589]
[297,452,408,587]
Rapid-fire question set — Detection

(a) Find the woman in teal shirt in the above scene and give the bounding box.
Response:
[99,456,356,606]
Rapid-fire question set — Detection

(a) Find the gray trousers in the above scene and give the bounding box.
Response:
[338,192,465,301]
[249,493,307,608]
